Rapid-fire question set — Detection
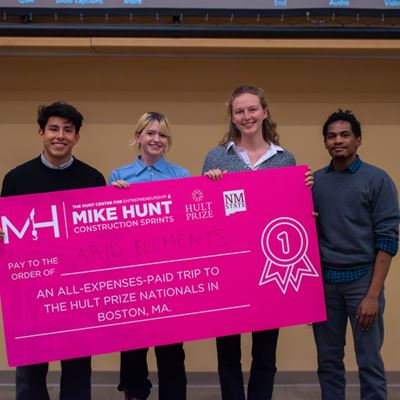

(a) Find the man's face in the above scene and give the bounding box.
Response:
[324,120,361,161]
[38,116,80,165]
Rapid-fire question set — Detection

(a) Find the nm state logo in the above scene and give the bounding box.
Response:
[223,189,246,216]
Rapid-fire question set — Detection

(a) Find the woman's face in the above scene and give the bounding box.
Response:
[136,120,169,162]
[231,93,267,139]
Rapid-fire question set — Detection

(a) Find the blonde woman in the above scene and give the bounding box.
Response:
[109,112,189,400]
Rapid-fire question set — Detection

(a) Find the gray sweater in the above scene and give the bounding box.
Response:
[202,144,296,174]
[313,160,399,268]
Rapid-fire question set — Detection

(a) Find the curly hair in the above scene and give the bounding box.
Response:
[322,109,361,139]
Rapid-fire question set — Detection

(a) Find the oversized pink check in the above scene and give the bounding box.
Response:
[0,166,325,366]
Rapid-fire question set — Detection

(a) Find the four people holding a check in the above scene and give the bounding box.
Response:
[0,86,398,400]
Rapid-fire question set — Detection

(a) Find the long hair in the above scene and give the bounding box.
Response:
[219,85,279,146]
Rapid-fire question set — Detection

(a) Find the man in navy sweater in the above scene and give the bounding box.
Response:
[0,102,105,400]
[312,110,399,400]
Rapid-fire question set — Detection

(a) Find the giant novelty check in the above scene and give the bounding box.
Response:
[0,166,325,366]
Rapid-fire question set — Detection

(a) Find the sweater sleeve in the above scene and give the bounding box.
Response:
[201,148,222,175]
[96,172,107,187]
[372,173,399,256]
[287,152,296,166]
[1,172,14,197]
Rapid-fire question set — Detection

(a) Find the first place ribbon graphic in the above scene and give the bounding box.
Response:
[259,217,318,294]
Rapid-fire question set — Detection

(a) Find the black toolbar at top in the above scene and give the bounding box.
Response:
[1,0,400,10]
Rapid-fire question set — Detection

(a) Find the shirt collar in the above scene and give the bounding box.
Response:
[226,141,284,153]
[226,141,284,169]
[40,152,74,170]
[132,156,168,176]
[326,155,362,174]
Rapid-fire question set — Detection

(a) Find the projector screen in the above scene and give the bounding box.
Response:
[1,0,400,11]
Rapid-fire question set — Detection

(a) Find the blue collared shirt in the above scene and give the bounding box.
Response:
[326,154,362,174]
[109,156,190,185]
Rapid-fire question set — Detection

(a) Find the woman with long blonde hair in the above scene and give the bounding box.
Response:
[203,85,312,400]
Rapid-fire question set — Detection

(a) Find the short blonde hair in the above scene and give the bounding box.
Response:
[133,112,172,150]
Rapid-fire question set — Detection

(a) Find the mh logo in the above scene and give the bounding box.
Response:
[1,206,60,244]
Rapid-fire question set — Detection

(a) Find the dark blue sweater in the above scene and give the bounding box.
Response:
[313,159,399,269]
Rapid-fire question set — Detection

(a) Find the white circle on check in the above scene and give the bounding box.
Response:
[261,217,308,266]
[259,217,318,293]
